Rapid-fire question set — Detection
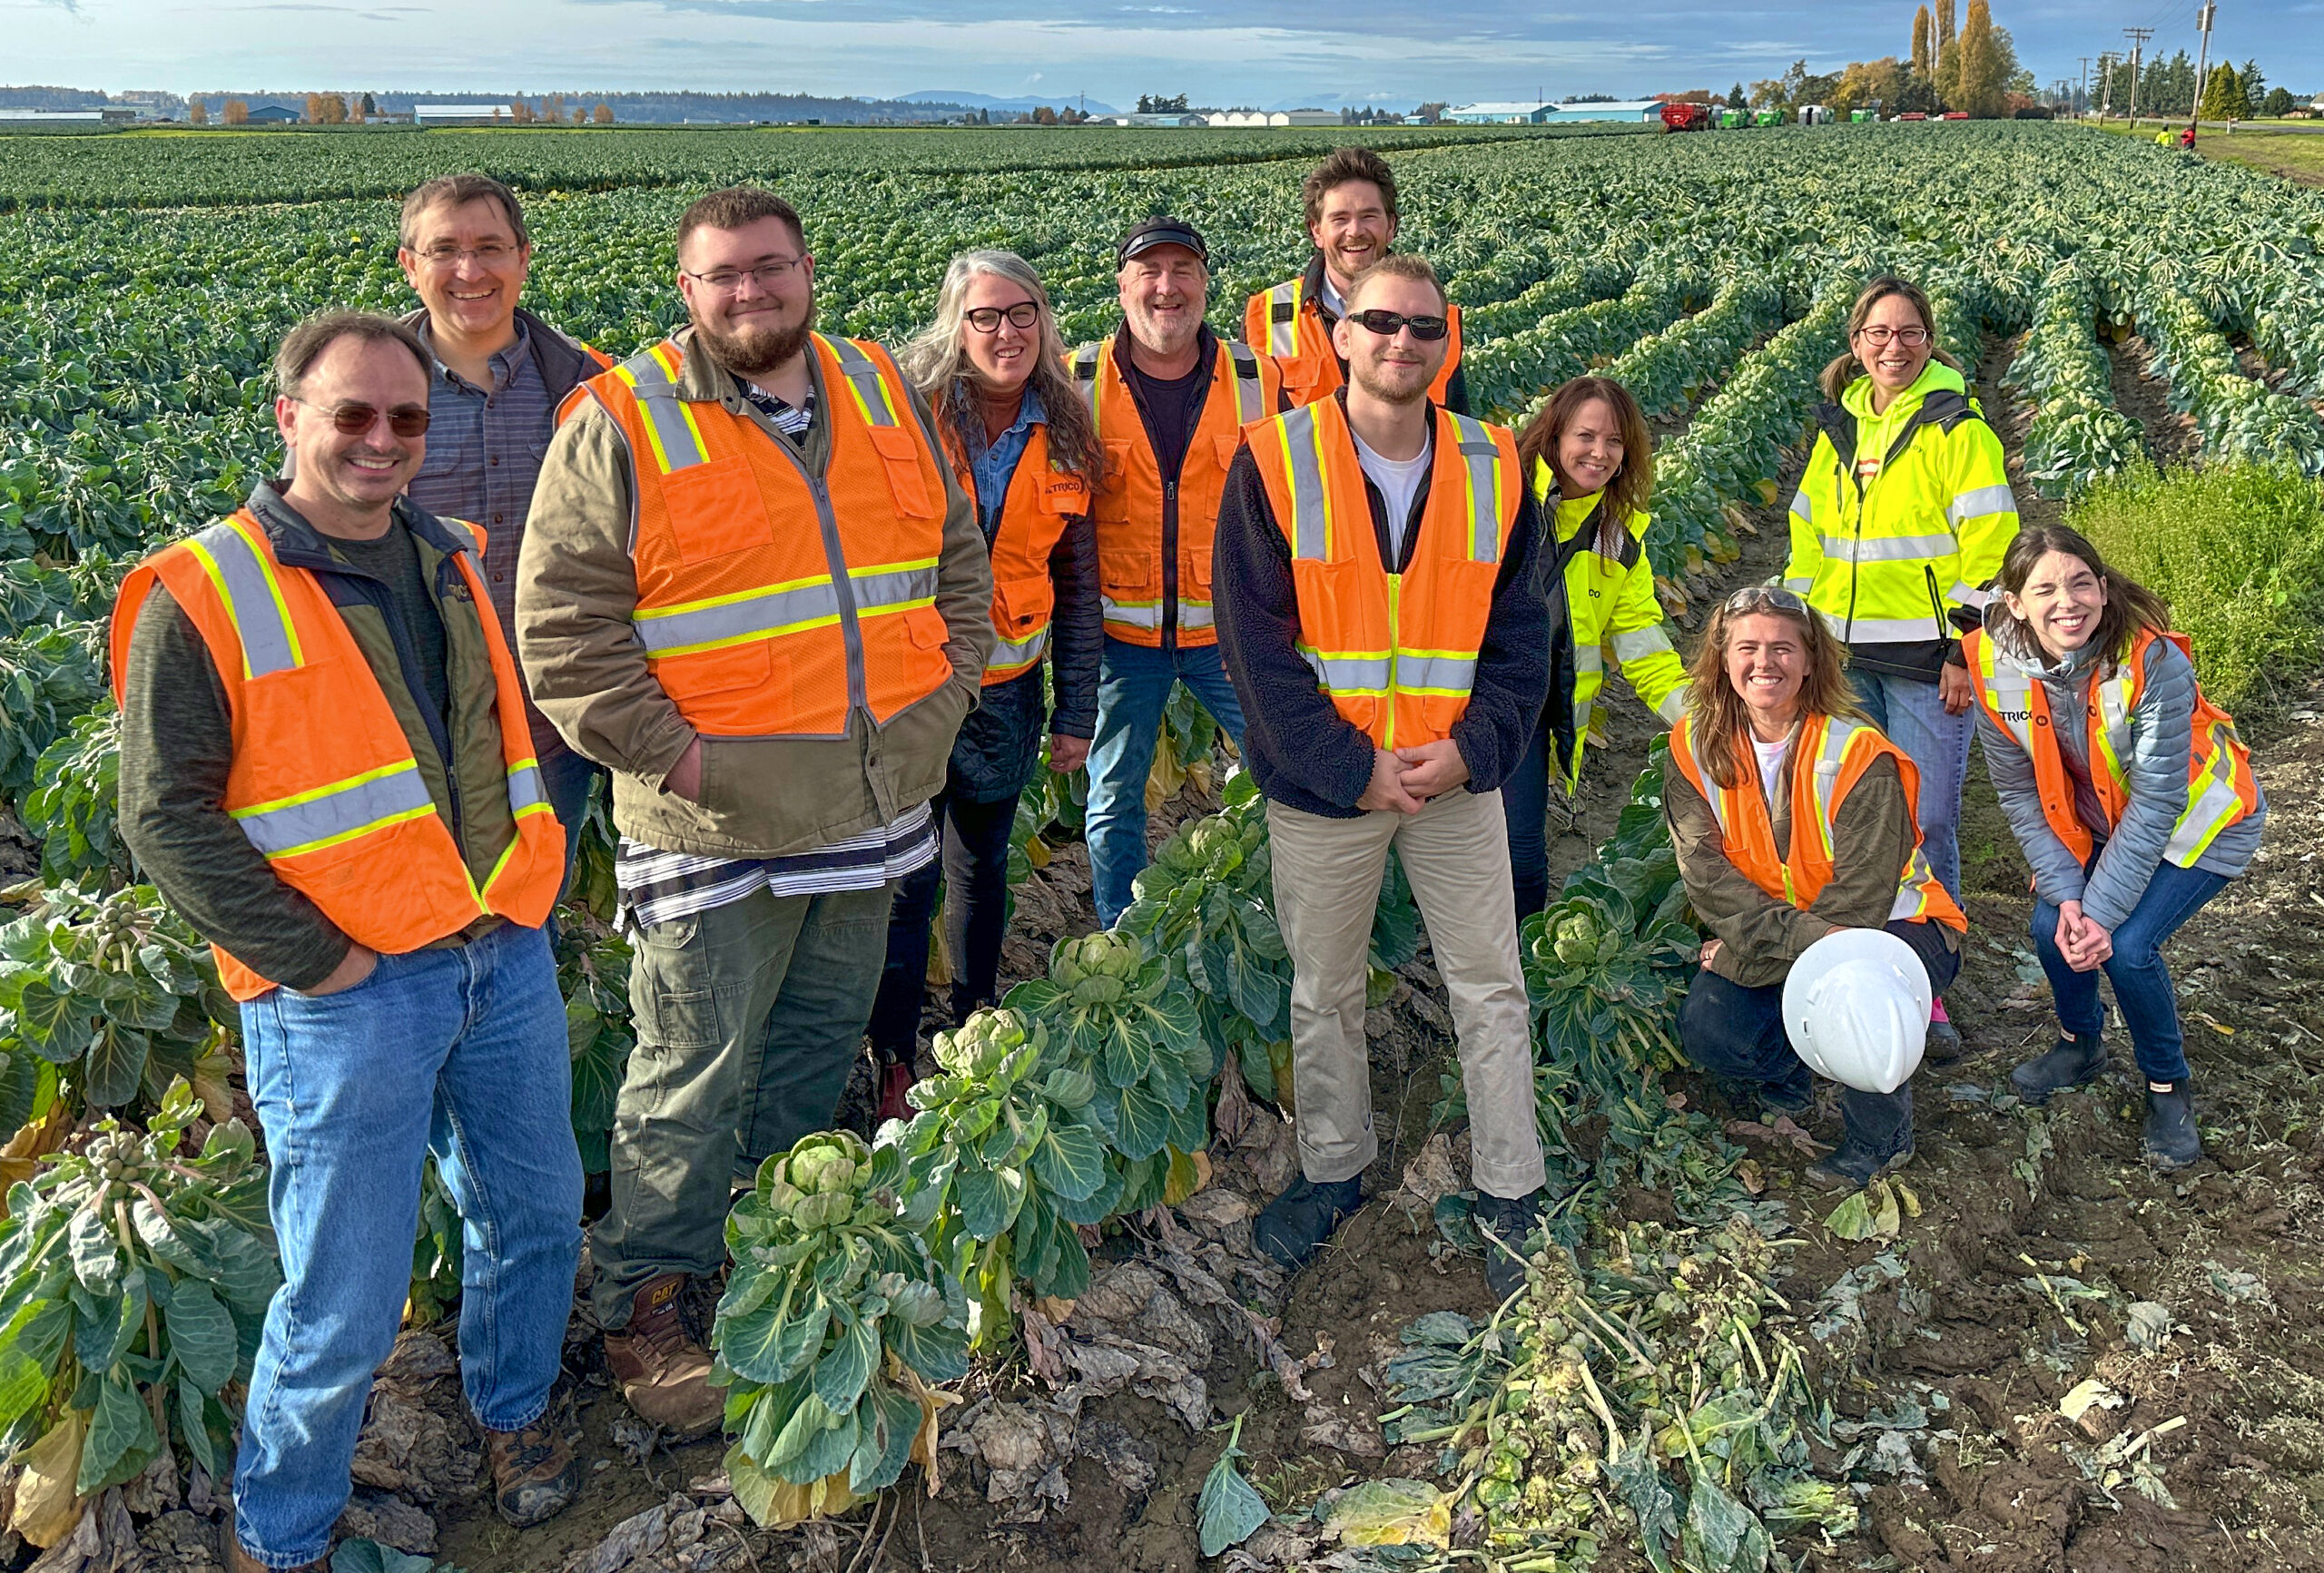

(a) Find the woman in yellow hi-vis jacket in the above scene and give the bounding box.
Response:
[1504,376,1689,919]
[1785,276,2019,1057]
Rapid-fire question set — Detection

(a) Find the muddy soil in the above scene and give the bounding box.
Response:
[213,331,2324,1573]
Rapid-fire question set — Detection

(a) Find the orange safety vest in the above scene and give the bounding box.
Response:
[1668,711,1966,930]
[1244,274,1463,408]
[1245,396,1518,751]
[110,509,565,1001]
[942,419,1089,685]
[1963,626,2260,868]
[1068,333,1281,648]
[578,333,954,736]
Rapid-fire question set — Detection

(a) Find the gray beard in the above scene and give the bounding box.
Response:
[694,304,814,379]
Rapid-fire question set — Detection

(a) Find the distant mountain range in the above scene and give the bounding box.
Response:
[899,90,1122,115]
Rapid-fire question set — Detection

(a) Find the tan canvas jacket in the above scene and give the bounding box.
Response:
[516,327,993,859]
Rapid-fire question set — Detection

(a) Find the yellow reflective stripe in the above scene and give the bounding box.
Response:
[231,759,436,860]
[183,517,306,680]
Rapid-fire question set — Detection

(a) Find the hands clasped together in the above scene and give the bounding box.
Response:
[1356,741,1470,813]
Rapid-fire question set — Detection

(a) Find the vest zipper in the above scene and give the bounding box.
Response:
[1384,574,1401,752]
[1161,478,1178,648]
[809,475,872,722]
[1925,565,1947,644]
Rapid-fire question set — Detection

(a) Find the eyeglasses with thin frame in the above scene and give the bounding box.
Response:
[1347,308,1450,342]
[965,301,1041,334]
[684,257,805,293]
[1724,584,1807,616]
[294,398,432,438]
[1852,324,1932,348]
[416,242,522,267]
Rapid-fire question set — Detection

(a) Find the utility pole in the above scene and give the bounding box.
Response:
[2097,51,2115,120]
[2190,2,2217,128]
[2078,56,2091,117]
[2123,26,2152,124]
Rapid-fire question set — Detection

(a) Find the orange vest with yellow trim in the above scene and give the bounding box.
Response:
[942,420,1088,686]
[577,333,954,737]
[1668,711,1966,930]
[110,509,565,1001]
[1963,626,2260,869]
[1245,397,1519,751]
[1244,277,1463,408]
[1068,333,1281,649]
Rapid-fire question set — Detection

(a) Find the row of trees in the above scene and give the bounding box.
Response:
[1659,1,2028,120]
[185,94,618,126]
[2100,52,2287,119]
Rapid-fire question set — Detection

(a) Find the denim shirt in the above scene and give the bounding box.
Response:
[962,384,1045,538]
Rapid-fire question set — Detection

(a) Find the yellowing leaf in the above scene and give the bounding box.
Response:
[1319,1478,1452,1548]
[1162,1146,1210,1206]
[11,1408,87,1548]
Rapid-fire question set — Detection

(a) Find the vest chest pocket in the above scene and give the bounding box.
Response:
[994,573,1052,637]
[865,425,940,518]
[659,457,773,564]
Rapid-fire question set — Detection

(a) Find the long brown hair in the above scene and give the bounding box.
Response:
[1818,275,1965,403]
[1684,587,1865,791]
[1514,376,1653,558]
[897,249,1103,486]
[1991,523,2173,667]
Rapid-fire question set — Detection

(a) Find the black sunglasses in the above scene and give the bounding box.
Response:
[299,399,432,438]
[1347,309,1450,342]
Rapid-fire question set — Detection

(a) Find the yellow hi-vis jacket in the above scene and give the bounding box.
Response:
[1530,459,1686,787]
[1783,361,2018,655]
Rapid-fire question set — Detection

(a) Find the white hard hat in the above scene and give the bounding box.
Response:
[1782,928,1932,1095]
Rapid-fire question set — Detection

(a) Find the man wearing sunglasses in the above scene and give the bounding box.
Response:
[1216,254,1556,1303]
[396,175,615,878]
[113,312,586,1572]
[1244,147,1469,413]
[519,187,992,1437]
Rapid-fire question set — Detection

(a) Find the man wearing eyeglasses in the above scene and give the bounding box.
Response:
[1068,216,1284,927]
[1243,148,1469,414]
[396,175,615,870]
[1216,255,1556,1303]
[519,186,991,1437]
[113,312,586,1572]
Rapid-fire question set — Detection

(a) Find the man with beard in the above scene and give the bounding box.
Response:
[1215,255,1555,1303]
[518,186,991,1434]
[1069,216,1283,927]
[1244,148,1469,413]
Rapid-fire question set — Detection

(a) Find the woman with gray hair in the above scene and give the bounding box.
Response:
[866,250,1105,1118]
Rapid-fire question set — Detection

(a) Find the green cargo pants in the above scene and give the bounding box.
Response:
[588,883,892,1326]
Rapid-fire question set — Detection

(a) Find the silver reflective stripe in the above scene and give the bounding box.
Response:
[1265,280,1301,357]
[851,562,940,611]
[1984,664,2040,752]
[438,516,482,559]
[618,347,708,475]
[1179,601,1216,630]
[1278,407,1328,560]
[1447,412,1502,564]
[1227,342,1264,425]
[1102,597,1163,630]
[1610,626,1674,664]
[1790,490,1813,523]
[1573,645,1605,674]
[1946,582,1992,609]
[232,762,434,859]
[1397,653,1477,692]
[635,579,844,655]
[990,624,1049,670]
[1833,614,1947,642]
[1071,344,1104,425]
[1947,483,2017,524]
[1300,647,1391,691]
[2163,738,2248,864]
[1806,718,1858,859]
[508,762,547,814]
[823,336,899,428]
[1574,696,1595,734]
[1814,531,1956,564]
[1888,846,1943,919]
[1654,688,1687,724]
[1781,575,1814,595]
[186,521,299,679]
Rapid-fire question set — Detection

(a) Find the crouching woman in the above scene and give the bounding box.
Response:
[1665,585,1967,1189]
[1965,525,2263,1168]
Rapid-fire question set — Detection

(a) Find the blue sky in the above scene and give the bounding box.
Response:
[8,0,2319,105]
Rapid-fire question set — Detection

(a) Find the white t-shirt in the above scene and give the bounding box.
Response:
[1352,431,1432,564]
[1753,734,1790,805]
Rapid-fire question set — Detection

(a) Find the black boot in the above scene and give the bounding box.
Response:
[2011,1026,2109,1106]
[1804,1132,1915,1191]
[1474,1188,1549,1303]
[1254,1175,1364,1270]
[2143,1080,2201,1169]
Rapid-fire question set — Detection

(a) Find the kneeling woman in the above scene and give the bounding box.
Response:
[866,251,1105,1119]
[1666,585,1967,1187]
[1965,525,2263,1168]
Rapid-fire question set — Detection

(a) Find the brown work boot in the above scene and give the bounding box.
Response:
[602,1273,725,1437]
[486,1419,584,1527]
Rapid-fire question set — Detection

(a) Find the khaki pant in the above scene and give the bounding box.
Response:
[1266,787,1545,1199]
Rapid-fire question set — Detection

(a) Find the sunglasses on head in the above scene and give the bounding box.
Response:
[1724,584,1808,616]
[1346,309,1450,342]
[298,399,432,438]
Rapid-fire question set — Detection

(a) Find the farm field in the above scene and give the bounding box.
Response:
[2,120,2324,1573]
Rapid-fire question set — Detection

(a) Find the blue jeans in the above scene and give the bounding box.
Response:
[234,923,582,1568]
[1085,637,1247,927]
[1679,919,1960,1161]
[1850,669,1971,901]
[2032,859,2227,1085]
[1503,708,1561,922]
[539,744,605,900]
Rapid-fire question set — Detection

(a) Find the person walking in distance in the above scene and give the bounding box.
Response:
[1071,217,1283,928]
[114,312,584,1570]
[518,187,992,1436]
[1783,276,2018,1060]
[1245,147,1470,413]
[1965,526,2264,1168]
[866,251,1104,1118]
[1216,254,1552,1302]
